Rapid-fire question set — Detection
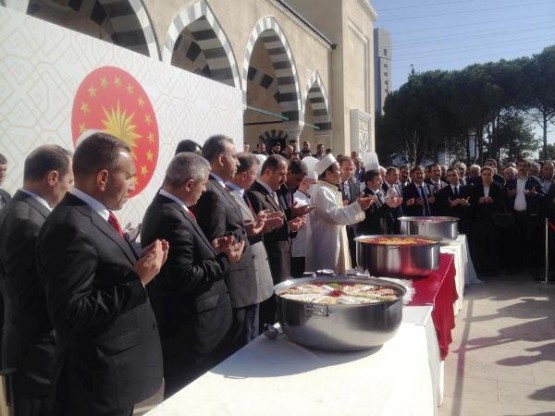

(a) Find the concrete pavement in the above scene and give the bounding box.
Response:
[439,272,555,415]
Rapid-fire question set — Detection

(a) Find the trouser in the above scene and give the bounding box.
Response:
[290,257,305,277]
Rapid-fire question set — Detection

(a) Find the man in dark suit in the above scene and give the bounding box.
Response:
[382,166,404,232]
[356,170,401,236]
[505,158,544,273]
[194,135,257,351]
[435,168,472,234]
[248,155,305,325]
[141,152,244,397]
[0,153,11,210]
[227,153,283,333]
[276,158,310,221]
[0,145,73,416]
[338,156,361,265]
[402,166,435,216]
[36,133,168,416]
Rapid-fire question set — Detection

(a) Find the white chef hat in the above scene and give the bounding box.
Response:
[313,153,337,176]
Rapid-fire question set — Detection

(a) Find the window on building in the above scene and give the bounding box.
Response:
[383,49,388,56]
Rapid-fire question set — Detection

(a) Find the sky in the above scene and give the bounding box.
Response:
[370,0,555,91]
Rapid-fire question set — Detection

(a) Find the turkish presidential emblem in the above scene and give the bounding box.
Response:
[71,66,159,197]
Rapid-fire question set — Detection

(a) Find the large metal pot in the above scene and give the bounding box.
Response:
[398,216,459,241]
[274,277,406,351]
[355,235,440,277]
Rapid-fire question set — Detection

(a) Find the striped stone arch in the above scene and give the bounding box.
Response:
[8,0,160,59]
[244,17,302,122]
[163,0,240,89]
[305,71,331,131]
[247,66,279,101]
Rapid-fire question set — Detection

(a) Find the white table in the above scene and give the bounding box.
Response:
[440,234,481,314]
[146,322,435,416]
[404,305,442,411]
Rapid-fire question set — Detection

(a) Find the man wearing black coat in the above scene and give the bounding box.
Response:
[435,168,472,234]
[0,145,73,416]
[356,170,401,236]
[194,135,257,350]
[36,133,168,415]
[402,166,435,216]
[505,158,544,272]
[142,152,244,397]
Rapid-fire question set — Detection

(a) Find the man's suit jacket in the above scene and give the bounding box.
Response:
[141,193,233,387]
[248,181,291,283]
[36,193,162,414]
[194,177,257,309]
[355,188,395,236]
[0,190,54,396]
[382,181,403,221]
[340,178,361,205]
[228,189,274,304]
[505,176,544,216]
[0,189,11,209]
[435,185,473,233]
[402,182,434,216]
[425,179,447,193]
[276,184,296,220]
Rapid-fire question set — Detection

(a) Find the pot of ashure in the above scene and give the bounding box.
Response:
[398,216,459,241]
[355,235,441,278]
[274,276,406,351]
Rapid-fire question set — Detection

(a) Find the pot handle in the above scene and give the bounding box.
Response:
[305,304,329,317]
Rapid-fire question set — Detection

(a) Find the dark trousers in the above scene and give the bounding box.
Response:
[230,304,260,351]
[510,211,543,270]
[346,226,357,267]
[290,257,305,277]
[258,295,276,331]
[12,379,52,416]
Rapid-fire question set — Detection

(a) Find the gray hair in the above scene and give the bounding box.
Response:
[202,134,234,162]
[164,152,210,188]
[237,152,259,174]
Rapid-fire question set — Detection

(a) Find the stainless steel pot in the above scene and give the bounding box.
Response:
[398,216,459,241]
[274,277,406,351]
[355,235,440,277]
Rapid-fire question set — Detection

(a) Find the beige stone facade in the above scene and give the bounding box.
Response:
[3,0,377,155]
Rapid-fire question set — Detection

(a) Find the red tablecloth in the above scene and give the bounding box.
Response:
[408,253,457,360]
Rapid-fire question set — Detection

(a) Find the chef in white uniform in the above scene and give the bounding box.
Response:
[305,154,374,274]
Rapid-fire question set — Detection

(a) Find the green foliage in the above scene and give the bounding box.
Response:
[377,46,555,164]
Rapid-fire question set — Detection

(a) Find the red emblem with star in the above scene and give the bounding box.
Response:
[71,66,159,196]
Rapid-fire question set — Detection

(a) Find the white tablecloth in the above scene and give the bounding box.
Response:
[146,322,435,416]
[404,305,442,412]
[440,234,481,314]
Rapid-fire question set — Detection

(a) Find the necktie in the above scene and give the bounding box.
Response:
[186,209,197,222]
[419,185,431,216]
[376,190,385,207]
[108,211,124,237]
[270,191,279,206]
[433,182,439,193]
[243,193,256,215]
[342,182,350,201]
[454,186,459,198]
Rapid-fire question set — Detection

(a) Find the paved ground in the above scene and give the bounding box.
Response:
[439,271,555,416]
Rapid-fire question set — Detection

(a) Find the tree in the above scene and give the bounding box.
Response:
[522,46,555,158]
[492,112,538,162]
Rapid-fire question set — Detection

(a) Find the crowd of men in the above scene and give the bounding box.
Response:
[1,135,555,415]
